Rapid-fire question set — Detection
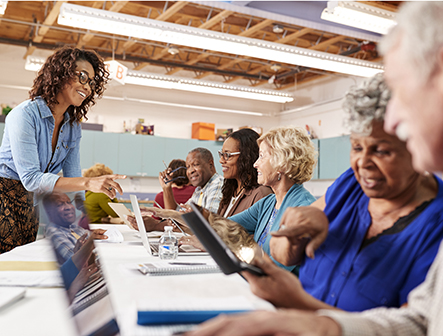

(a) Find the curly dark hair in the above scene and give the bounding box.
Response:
[218,128,260,212]
[168,159,189,187]
[29,46,109,125]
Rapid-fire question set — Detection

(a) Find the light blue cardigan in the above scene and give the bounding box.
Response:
[229,183,316,271]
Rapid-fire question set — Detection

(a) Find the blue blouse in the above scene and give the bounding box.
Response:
[300,168,443,311]
[0,97,82,197]
[230,183,316,270]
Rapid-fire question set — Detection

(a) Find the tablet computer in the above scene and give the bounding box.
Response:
[181,202,265,276]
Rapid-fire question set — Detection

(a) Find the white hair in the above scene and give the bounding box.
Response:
[342,73,390,135]
[379,2,443,82]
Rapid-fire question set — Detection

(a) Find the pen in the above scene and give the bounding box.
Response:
[162,160,168,168]
[169,262,207,266]
[170,218,190,236]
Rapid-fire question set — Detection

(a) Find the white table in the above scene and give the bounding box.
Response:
[92,224,274,336]
[0,239,77,336]
[0,224,273,336]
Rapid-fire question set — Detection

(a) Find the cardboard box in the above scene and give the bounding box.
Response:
[192,122,215,140]
[216,128,233,142]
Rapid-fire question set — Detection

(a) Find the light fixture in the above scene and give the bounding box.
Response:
[125,71,294,103]
[321,1,397,35]
[168,46,179,55]
[0,1,8,15]
[25,55,45,71]
[272,24,284,34]
[24,56,294,103]
[57,3,383,78]
[270,64,282,72]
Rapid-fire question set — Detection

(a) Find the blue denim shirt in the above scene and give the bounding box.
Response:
[0,97,82,198]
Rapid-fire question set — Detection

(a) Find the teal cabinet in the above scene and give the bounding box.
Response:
[80,130,95,170]
[141,136,166,176]
[163,137,194,164]
[118,133,143,176]
[92,132,120,173]
[318,135,351,179]
[0,124,351,180]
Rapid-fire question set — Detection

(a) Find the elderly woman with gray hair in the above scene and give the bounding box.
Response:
[215,73,443,314]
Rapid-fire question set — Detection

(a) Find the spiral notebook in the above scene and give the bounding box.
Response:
[138,260,221,276]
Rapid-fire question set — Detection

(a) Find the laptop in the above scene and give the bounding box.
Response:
[129,195,208,256]
[44,204,119,335]
[182,202,265,276]
[107,202,134,229]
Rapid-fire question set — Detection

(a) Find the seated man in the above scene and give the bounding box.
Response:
[43,192,107,264]
[133,147,223,232]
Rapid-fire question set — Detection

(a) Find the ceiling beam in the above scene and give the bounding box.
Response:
[34,1,66,42]
[156,1,188,21]
[238,19,273,37]
[199,10,233,29]
[276,27,314,44]
[24,1,67,58]
[309,35,347,51]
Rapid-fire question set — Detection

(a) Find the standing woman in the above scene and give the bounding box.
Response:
[0,47,125,253]
[218,128,272,217]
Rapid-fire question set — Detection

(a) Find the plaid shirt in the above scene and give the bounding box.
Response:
[319,240,443,336]
[186,173,223,213]
[46,223,88,265]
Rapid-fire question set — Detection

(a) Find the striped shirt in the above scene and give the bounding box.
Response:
[186,173,223,213]
[46,223,88,265]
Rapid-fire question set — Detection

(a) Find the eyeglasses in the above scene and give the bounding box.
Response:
[75,70,96,90]
[218,150,241,161]
[167,166,187,174]
[164,166,187,184]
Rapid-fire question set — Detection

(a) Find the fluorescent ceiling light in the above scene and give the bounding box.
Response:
[103,96,265,116]
[0,1,8,15]
[25,55,45,71]
[321,1,397,35]
[24,56,293,103]
[58,3,383,78]
[125,71,293,103]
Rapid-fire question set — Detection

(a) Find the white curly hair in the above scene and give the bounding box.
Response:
[342,73,390,135]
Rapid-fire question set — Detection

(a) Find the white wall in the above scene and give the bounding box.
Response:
[278,75,365,138]
[0,44,359,197]
[0,45,281,139]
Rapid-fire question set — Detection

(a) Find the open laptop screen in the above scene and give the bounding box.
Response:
[41,191,119,336]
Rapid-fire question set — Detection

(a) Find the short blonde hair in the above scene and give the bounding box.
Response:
[258,126,317,184]
[83,163,113,178]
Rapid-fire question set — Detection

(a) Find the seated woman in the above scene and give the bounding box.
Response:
[154,159,195,209]
[242,73,443,312]
[226,126,316,270]
[148,126,317,271]
[83,163,121,224]
[217,128,272,217]
[180,128,273,251]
